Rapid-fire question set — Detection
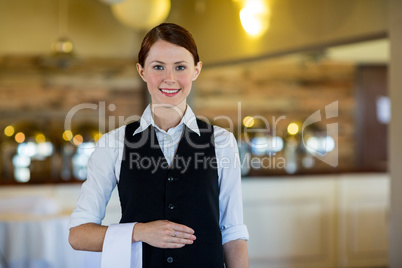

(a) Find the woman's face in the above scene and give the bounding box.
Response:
[137,40,202,108]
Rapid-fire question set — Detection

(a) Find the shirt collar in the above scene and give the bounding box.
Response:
[133,104,200,136]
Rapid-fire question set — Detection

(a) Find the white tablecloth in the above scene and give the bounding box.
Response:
[0,215,101,268]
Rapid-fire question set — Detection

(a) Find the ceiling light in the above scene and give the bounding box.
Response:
[240,0,270,37]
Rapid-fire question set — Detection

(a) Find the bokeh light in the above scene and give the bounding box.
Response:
[35,133,46,143]
[287,123,299,135]
[94,132,103,142]
[62,130,73,141]
[73,134,83,146]
[243,116,255,128]
[4,125,15,137]
[15,132,26,143]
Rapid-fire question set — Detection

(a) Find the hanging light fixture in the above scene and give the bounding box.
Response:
[40,0,75,69]
[52,37,74,55]
[52,0,74,56]
[109,0,171,31]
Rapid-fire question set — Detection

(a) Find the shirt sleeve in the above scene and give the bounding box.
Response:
[68,131,118,228]
[214,126,249,245]
[68,127,143,268]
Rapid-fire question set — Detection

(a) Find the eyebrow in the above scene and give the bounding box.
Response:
[150,60,189,64]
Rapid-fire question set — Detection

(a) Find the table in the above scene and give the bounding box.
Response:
[0,214,101,268]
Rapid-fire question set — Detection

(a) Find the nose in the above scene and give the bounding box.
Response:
[164,69,175,84]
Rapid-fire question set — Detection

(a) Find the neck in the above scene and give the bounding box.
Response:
[151,101,187,131]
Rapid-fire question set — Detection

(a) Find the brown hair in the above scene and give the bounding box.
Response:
[138,23,200,67]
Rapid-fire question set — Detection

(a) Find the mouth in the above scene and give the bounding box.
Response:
[159,88,181,96]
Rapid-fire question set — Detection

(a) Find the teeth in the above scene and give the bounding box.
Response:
[161,88,180,94]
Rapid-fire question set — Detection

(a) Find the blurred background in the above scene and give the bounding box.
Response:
[0,0,400,268]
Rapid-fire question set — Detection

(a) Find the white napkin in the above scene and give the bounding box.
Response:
[102,222,142,268]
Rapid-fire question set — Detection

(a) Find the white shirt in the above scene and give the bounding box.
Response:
[69,105,249,267]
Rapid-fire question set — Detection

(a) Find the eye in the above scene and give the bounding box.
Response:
[176,65,185,71]
[153,65,164,70]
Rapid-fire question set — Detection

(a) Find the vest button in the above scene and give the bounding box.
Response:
[168,177,174,182]
[168,204,175,210]
[167,256,174,263]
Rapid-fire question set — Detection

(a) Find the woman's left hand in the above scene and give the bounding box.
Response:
[132,220,196,248]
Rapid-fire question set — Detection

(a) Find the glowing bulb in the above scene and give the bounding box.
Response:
[52,38,74,54]
[240,0,270,37]
[287,123,299,135]
[4,125,15,137]
[63,130,73,141]
[111,0,171,30]
[15,132,25,143]
[243,116,255,128]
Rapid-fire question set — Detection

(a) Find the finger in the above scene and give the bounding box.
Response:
[177,237,194,244]
[171,224,195,234]
[180,232,196,241]
[169,237,194,245]
[172,230,179,237]
[172,231,196,241]
[165,243,185,249]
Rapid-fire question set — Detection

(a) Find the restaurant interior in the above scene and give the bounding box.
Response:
[1,0,402,267]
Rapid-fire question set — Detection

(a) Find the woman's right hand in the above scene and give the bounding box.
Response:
[132,220,196,248]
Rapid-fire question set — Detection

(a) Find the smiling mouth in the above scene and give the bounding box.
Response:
[160,88,181,94]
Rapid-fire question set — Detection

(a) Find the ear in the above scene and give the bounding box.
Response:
[192,61,202,81]
[136,63,147,82]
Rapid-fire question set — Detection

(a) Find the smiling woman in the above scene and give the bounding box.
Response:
[68,23,249,268]
[136,40,202,116]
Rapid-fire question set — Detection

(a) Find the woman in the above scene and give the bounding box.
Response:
[69,23,249,268]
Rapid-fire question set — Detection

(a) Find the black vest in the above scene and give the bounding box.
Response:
[118,119,224,268]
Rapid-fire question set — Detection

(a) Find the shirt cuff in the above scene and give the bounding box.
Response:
[221,224,249,245]
[101,222,138,268]
[68,211,101,229]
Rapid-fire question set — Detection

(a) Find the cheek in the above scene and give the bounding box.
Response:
[147,75,163,88]
[177,74,194,88]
